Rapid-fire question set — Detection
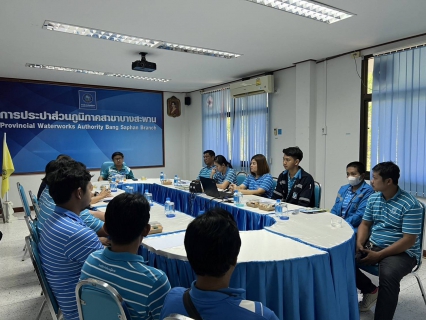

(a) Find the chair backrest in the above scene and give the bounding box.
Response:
[24,216,39,243]
[413,202,426,271]
[76,278,130,320]
[28,190,40,218]
[236,172,247,186]
[25,235,60,318]
[17,182,33,220]
[164,315,195,320]
[272,177,278,191]
[314,181,322,208]
[100,161,127,177]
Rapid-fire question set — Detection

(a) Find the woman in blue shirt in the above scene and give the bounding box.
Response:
[210,155,237,189]
[230,154,274,198]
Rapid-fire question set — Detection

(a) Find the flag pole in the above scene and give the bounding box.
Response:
[3,132,10,222]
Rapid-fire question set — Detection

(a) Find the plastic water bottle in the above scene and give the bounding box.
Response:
[160,172,164,182]
[164,197,175,218]
[234,191,244,207]
[174,175,178,186]
[144,190,153,206]
[275,199,289,220]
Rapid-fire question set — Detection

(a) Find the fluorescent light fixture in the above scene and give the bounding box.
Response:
[245,0,355,24]
[43,21,242,59]
[25,63,171,82]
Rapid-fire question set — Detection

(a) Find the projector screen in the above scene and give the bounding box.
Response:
[0,79,164,173]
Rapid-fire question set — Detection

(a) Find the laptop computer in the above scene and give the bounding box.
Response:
[199,177,232,199]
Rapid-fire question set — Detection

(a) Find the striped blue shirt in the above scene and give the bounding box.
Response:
[213,167,237,185]
[197,165,214,180]
[39,206,104,320]
[101,165,135,180]
[242,173,274,198]
[363,188,423,261]
[80,248,171,320]
[38,186,104,234]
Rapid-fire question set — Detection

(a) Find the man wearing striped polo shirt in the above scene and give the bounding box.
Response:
[196,150,215,180]
[81,193,171,320]
[356,162,423,319]
[38,161,104,320]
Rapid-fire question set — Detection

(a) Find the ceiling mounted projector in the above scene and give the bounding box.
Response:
[132,52,156,72]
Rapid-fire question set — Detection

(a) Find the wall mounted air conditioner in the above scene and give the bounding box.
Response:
[230,75,274,98]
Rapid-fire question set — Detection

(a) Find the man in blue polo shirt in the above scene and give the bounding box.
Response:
[159,208,279,320]
[99,151,135,180]
[330,161,374,231]
[356,162,423,319]
[196,150,215,180]
[81,193,171,320]
[272,146,315,207]
[38,161,104,320]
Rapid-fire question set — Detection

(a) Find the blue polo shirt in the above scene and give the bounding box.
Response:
[214,167,237,185]
[37,186,104,234]
[80,248,171,320]
[363,187,423,261]
[159,281,278,320]
[242,173,274,198]
[101,164,135,180]
[197,165,214,180]
[39,206,104,320]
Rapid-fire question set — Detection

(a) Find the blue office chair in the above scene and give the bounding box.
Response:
[25,235,62,320]
[100,161,127,179]
[17,182,34,220]
[76,278,131,320]
[236,172,247,186]
[24,216,39,244]
[359,202,426,306]
[314,181,322,208]
[272,177,278,191]
[29,190,40,218]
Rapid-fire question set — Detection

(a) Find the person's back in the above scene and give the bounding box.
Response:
[81,193,171,320]
[160,208,278,320]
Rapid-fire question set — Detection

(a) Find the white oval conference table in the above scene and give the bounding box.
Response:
[93,180,359,320]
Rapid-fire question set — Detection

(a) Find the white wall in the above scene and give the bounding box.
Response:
[9,92,186,209]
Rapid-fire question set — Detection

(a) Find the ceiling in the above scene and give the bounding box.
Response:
[1,0,426,93]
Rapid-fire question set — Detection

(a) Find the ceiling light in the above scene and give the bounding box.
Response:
[25,63,171,82]
[43,21,242,59]
[245,0,355,24]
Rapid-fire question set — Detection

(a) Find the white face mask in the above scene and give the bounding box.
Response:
[348,176,362,186]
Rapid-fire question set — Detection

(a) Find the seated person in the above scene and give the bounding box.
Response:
[38,158,107,240]
[356,162,422,318]
[197,150,215,180]
[210,155,236,189]
[159,207,278,320]
[272,146,315,207]
[81,193,171,320]
[90,185,111,205]
[38,160,104,320]
[99,151,134,181]
[330,161,374,231]
[230,154,274,198]
[37,154,72,199]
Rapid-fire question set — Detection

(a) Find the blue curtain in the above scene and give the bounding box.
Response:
[202,89,231,160]
[371,47,426,196]
[231,93,268,172]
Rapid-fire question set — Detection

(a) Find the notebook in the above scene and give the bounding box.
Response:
[199,177,232,199]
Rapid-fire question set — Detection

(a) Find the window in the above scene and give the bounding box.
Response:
[202,90,268,172]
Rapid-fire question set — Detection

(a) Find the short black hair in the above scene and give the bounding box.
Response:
[105,193,150,245]
[346,161,366,174]
[56,154,72,160]
[47,161,93,204]
[283,146,303,162]
[184,207,241,277]
[111,152,124,160]
[203,150,215,157]
[43,158,74,184]
[372,161,400,185]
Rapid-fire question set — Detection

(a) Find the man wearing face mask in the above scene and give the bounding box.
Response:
[330,161,374,231]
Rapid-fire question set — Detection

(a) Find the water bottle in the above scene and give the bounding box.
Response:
[164,197,175,218]
[275,199,289,220]
[144,190,153,206]
[160,172,164,182]
[234,191,244,207]
[174,175,178,186]
[198,210,205,216]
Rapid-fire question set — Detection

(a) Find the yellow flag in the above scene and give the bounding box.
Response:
[2,137,15,198]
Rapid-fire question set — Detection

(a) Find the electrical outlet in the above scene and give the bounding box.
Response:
[351,51,361,59]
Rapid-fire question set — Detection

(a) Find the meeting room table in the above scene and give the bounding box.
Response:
[111,179,359,320]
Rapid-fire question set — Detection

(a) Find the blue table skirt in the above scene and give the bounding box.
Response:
[140,245,339,320]
[266,229,359,320]
[120,183,275,231]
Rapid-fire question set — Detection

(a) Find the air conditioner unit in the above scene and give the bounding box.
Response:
[230,75,274,98]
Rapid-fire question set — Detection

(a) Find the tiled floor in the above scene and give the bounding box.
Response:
[1,211,425,320]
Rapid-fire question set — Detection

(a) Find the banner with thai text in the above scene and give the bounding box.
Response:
[0,80,164,173]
